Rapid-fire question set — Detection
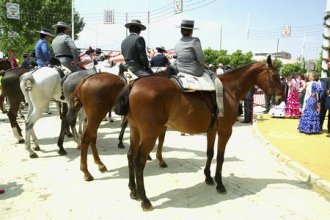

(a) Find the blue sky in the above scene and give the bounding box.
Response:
[74,0,326,60]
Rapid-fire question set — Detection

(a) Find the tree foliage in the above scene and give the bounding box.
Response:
[280,62,303,77]
[203,48,253,68]
[0,0,84,59]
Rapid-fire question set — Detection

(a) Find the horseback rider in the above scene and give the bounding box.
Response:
[175,20,224,116]
[51,21,81,72]
[150,46,169,67]
[121,19,153,77]
[175,20,206,77]
[34,29,53,67]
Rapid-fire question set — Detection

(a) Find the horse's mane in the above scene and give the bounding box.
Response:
[220,61,260,76]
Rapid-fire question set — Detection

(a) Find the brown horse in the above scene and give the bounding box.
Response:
[115,55,282,211]
[73,72,127,181]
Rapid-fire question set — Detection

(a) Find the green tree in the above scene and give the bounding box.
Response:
[203,48,252,67]
[228,50,253,67]
[281,62,303,78]
[0,0,84,60]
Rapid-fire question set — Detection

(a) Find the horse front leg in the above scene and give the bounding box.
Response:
[214,129,232,193]
[156,126,167,168]
[204,129,216,185]
[118,116,128,149]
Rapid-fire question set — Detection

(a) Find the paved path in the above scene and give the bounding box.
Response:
[0,109,330,220]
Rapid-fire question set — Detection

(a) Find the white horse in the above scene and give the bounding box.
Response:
[19,66,70,158]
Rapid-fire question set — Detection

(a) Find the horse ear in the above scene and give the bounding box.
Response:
[266,55,273,67]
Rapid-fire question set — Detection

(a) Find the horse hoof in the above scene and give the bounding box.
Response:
[84,175,94,182]
[58,149,67,156]
[205,177,215,185]
[117,142,125,149]
[216,185,227,194]
[110,119,114,122]
[30,152,38,158]
[147,155,152,161]
[130,191,138,200]
[18,139,25,144]
[141,201,154,211]
[159,162,168,168]
[33,146,41,151]
[99,165,107,173]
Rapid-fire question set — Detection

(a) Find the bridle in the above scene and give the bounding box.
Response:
[266,64,280,104]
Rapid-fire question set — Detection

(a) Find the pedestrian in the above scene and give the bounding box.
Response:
[150,46,169,67]
[216,63,224,75]
[241,86,256,123]
[6,49,18,68]
[20,53,31,68]
[319,76,330,135]
[298,72,322,134]
[35,28,53,67]
[298,74,306,112]
[51,21,81,72]
[121,19,152,77]
[80,46,96,67]
[285,72,301,118]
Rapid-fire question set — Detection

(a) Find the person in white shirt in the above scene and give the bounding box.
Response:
[216,63,224,75]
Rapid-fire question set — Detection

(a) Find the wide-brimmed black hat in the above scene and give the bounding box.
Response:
[52,21,71,30]
[156,46,167,53]
[124,19,146,31]
[36,29,53,36]
[177,20,198,30]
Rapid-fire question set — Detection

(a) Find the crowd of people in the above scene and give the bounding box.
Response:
[267,70,330,136]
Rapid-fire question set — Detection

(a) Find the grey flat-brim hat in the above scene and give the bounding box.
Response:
[125,19,146,31]
[52,21,71,30]
[36,29,53,36]
[177,20,198,29]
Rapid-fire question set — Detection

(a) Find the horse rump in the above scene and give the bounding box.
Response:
[114,84,131,116]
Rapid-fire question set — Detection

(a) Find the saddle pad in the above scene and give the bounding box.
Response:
[171,72,215,91]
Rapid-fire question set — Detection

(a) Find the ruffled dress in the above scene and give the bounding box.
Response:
[298,81,323,134]
[285,78,301,118]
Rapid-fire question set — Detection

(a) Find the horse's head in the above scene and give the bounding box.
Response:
[256,55,282,105]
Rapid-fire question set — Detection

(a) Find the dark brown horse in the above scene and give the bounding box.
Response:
[1,67,32,143]
[0,59,13,113]
[115,55,282,211]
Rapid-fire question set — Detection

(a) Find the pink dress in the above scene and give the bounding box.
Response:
[285,78,301,117]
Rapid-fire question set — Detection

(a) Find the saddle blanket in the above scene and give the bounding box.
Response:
[172,72,215,91]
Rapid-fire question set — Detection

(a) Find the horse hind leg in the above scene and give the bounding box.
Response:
[118,116,128,149]
[90,136,107,173]
[156,126,167,168]
[127,126,140,200]
[204,129,216,185]
[214,130,232,194]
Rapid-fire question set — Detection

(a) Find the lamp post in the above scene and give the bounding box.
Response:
[72,0,75,39]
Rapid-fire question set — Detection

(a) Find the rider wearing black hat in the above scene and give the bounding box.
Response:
[150,46,169,67]
[121,19,152,77]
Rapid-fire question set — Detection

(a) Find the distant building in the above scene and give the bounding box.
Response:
[254,51,291,60]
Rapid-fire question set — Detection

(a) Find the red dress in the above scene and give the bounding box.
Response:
[285,78,301,117]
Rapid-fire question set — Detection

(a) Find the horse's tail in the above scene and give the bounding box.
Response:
[20,72,35,92]
[114,83,132,116]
